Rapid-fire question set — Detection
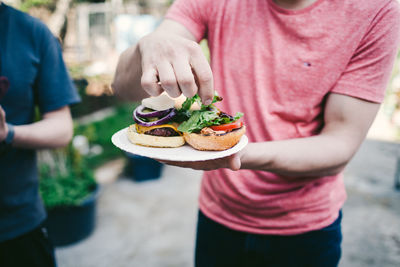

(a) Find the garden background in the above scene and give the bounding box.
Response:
[3,0,400,266]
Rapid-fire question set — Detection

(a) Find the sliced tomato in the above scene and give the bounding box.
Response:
[210,121,243,131]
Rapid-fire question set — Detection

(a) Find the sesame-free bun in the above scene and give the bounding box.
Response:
[183,126,246,151]
[127,125,185,148]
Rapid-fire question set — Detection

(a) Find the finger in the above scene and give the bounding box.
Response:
[158,160,206,170]
[172,60,197,98]
[0,106,5,123]
[229,155,241,171]
[228,151,243,171]
[163,161,192,169]
[190,52,214,105]
[157,159,186,166]
[141,67,163,96]
[157,62,181,98]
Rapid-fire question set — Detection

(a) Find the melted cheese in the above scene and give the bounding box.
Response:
[135,123,182,136]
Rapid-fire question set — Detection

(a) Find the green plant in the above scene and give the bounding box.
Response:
[39,145,97,209]
[74,103,137,168]
[20,0,53,12]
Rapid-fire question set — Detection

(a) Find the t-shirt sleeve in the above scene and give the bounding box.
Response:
[165,0,211,42]
[34,24,80,114]
[330,1,400,103]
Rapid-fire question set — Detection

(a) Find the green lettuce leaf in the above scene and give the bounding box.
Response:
[179,93,222,112]
[177,110,219,133]
[176,93,243,133]
[177,111,244,133]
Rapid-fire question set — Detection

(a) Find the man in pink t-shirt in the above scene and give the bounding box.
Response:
[113,0,400,266]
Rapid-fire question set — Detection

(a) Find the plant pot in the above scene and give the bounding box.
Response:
[44,184,100,247]
[125,153,163,182]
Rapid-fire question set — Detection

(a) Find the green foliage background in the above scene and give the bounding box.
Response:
[39,146,97,209]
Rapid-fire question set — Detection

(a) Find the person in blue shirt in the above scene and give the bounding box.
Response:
[0,2,80,266]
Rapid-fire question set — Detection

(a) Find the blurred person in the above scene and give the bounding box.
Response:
[0,2,80,267]
[112,0,400,266]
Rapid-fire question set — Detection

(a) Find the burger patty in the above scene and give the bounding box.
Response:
[144,127,180,137]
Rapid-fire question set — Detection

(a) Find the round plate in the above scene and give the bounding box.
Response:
[111,127,248,161]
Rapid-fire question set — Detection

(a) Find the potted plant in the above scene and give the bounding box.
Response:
[38,145,99,247]
[125,153,164,182]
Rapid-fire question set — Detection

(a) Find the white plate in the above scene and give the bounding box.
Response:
[111,127,248,161]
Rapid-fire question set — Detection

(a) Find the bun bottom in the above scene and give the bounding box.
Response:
[183,126,246,151]
[127,125,185,148]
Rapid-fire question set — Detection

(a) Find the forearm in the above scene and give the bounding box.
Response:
[239,94,379,178]
[112,45,149,101]
[12,108,73,149]
[241,133,355,178]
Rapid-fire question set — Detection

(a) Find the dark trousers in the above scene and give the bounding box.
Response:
[195,210,342,267]
[0,224,56,267]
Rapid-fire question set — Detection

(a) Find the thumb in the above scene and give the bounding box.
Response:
[229,153,241,171]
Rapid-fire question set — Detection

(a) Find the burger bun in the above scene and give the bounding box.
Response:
[183,126,246,151]
[127,125,185,148]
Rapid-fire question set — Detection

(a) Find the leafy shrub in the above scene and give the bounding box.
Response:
[39,145,97,209]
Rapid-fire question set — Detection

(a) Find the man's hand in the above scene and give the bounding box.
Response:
[158,152,242,171]
[112,19,214,104]
[0,106,8,142]
[139,31,214,104]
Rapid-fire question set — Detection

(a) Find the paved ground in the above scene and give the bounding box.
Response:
[56,139,400,267]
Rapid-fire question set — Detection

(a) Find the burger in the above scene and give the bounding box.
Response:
[177,94,246,151]
[127,93,245,151]
[127,93,185,148]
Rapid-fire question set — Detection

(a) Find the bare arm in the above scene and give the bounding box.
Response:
[240,93,379,177]
[163,93,379,178]
[0,106,74,149]
[112,19,214,104]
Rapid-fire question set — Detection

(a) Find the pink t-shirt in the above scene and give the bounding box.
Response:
[166,0,400,235]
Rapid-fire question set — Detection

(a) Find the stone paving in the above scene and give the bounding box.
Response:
[56,139,400,267]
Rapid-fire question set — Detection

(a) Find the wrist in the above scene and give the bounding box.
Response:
[2,123,15,145]
[240,142,273,171]
[0,124,7,142]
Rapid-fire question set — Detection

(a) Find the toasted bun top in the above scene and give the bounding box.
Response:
[141,92,175,111]
[183,126,246,151]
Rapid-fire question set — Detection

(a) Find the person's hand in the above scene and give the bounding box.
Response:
[0,106,8,142]
[138,32,214,105]
[158,152,242,171]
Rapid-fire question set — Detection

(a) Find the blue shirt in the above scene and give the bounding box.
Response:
[0,3,80,242]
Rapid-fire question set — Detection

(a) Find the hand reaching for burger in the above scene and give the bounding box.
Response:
[139,30,214,104]
[112,20,214,105]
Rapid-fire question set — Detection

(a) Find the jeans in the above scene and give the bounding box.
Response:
[195,210,342,267]
[0,223,57,267]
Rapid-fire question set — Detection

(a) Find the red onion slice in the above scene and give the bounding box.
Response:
[135,105,173,118]
[133,108,177,127]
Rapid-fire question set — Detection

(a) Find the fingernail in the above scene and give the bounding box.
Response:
[204,99,212,106]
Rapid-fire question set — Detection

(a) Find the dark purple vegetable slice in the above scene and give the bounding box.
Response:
[135,105,173,118]
[133,108,177,127]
